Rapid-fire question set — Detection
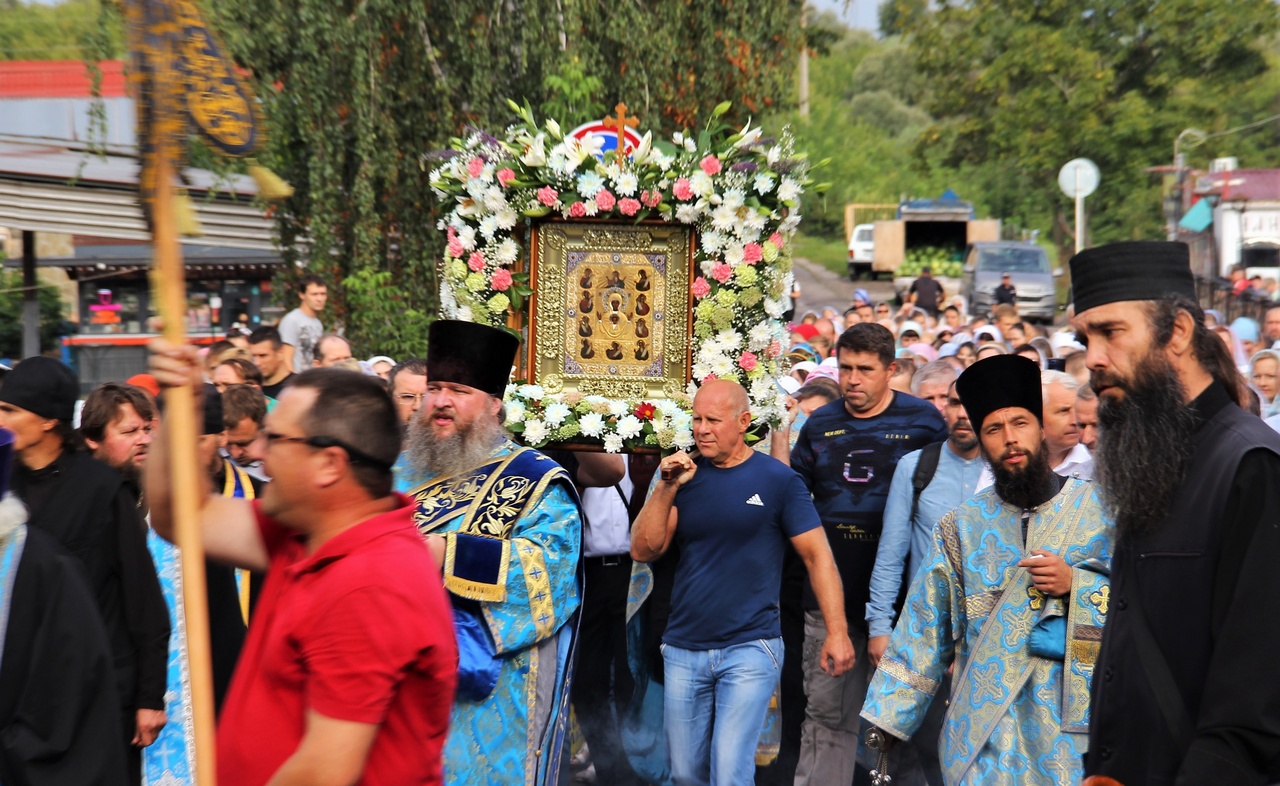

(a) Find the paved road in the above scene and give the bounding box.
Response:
[792,256,896,315]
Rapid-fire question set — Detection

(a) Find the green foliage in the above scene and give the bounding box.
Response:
[340,268,430,359]
[0,274,65,358]
[541,57,605,127]
[0,0,122,60]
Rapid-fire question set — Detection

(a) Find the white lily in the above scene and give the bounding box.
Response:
[630,131,654,165]
[521,134,547,167]
[735,120,763,149]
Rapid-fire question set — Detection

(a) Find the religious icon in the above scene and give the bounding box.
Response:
[635,270,651,292]
[605,270,625,289]
[578,316,592,337]
[579,290,594,313]
[635,317,649,338]
[634,340,649,361]
[581,339,595,359]
[635,293,650,316]
[606,342,624,361]
[579,268,594,288]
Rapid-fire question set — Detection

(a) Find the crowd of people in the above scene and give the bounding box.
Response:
[0,241,1278,786]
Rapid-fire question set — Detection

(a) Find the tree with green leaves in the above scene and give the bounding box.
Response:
[0,273,65,359]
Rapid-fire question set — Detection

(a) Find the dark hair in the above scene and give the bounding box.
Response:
[217,358,263,387]
[1146,296,1244,406]
[205,340,238,363]
[81,382,156,443]
[795,378,841,406]
[835,323,896,368]
[292,369,401,498]
[944,305,959,314]
[387,357,427,392]
[221,384,268,428]
[248,325,283,350]
[299,273,326,294]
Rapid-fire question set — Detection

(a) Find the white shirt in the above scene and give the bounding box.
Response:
[581,465,634,558]
[1053,442,1094,481]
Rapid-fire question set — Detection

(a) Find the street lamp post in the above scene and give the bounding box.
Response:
[1169,128,1207,240]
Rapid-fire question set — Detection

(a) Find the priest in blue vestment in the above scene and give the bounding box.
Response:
[861,355,1114,785]
[395,320,582,786]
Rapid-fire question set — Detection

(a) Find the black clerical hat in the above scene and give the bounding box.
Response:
[1070,241,1196,314]
[427,320,519,397]
[0,428,13,498]
[956,354,1042,431]
[0,356,78,422]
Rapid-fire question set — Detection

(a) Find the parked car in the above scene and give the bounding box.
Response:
[961,241,1061,322]
[847,223,875,280]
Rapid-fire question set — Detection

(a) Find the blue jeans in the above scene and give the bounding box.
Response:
[661,638,783,786]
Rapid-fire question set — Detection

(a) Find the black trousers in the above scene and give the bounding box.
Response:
[570,555,643,786]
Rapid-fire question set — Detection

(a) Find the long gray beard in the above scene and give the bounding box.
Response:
[405,413,506,479]
[1093,352,1198,541]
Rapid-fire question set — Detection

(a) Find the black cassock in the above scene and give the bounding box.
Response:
[0,527,127,786]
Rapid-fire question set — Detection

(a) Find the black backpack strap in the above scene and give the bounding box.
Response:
[910,441,945,523]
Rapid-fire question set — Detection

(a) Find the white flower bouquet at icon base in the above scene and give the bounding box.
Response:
[427,99,829,452]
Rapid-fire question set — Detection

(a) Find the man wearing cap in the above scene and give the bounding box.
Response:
[861,355,1113,785]
[994,272,1018,308]
[395,320,583,786]
[145,349,458,786]
[0,358,170,785]
[0,425,130,785]
[1072,242,1280,785]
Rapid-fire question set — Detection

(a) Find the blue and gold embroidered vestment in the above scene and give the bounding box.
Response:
[861,477,1113,786]
[396,440,582,786]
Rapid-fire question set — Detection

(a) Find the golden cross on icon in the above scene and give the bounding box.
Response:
[603,102,639,165]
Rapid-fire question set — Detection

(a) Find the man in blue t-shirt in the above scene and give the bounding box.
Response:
[790,323,948,786]
[632,379,853,786]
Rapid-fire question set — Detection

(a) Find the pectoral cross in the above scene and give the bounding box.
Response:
[604,102,638,165]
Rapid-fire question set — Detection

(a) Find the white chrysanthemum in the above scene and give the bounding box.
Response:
[744,210,768,234]
[763,298,786,319]
[456,305,474,322]
[495,238,519,265]
[479,215,500,241]
[614,171,639,196]
[657,154,673,172]
[505,400,527,425]
[439,280,459,318]
[701,230,725,253]
[748,322,773,350]
[690,171,715,197]
[517,384,545,400]
[691,359,713,380]
[544,402,571,427]
[779,214,802,233]
[580,412,606,437]
[615,414,643,439]
[479,163,495,183]
[484,188,508,213]
[683,137,697,153]
[466,177,488,201]
[675,204,701,224]
[603,433,624,453]
[547,148,569,176]
[523,418,549,444]
[608,400,630,417]
[710,355,735,377]
[749,376,774,401]
[777,177,801,203]
[700,259,717,277]
[674,429,695,450]
[724,245,745,267]
[722,189,745,210]
[457,225,477,251]
[583,199,600,216]
[716,329,743,350]
[655,399,683,417]
[754,173,775,195]
[577,171,605,198]
[495,205,519,231]
[711,204,738,232]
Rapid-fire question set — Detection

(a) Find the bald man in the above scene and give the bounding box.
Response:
[632,380,853,785]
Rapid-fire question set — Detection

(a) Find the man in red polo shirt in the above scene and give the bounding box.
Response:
[145,349,457,786]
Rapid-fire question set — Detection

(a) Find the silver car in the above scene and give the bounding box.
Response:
[961,242,1062,322]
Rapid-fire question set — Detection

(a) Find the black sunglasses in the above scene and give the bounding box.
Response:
[263,431,394,473]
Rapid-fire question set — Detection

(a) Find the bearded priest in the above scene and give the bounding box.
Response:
[860,354,1114,785]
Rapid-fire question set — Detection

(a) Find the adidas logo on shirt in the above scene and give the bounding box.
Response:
[746,494,764,507]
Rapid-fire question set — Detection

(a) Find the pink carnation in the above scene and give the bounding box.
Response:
[700,155,722,176]
[766,339,782,359]
[711,263,733,284]
[537,186,559,206]
[447,238,466,258]
[595,190,617,212]
[467,251,486,272]
[642,189,662,208]
[568,201,587,218]
[497,168,516,187]
[491,268,513,291]
[619,197,642,216]
[769,232,784,248]
[446,226,457,242]
[467,157,485,178]
[743,243,764,264]
[673,178,694,201]
[738,351,758,371]
[692,277,711,298]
